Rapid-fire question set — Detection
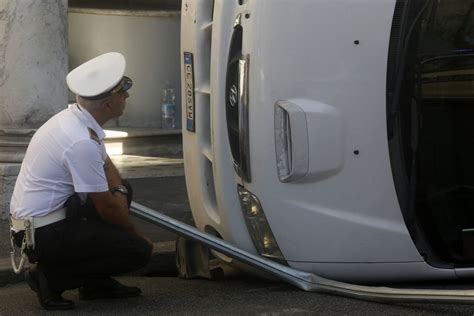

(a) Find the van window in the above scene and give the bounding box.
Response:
[390,0,474,264]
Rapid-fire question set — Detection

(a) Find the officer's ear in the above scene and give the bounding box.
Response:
[101,98,113,112]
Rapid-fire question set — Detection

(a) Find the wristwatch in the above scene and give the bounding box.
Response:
[112,185,129,196]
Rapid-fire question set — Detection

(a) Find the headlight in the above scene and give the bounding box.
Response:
[237,185,287,264]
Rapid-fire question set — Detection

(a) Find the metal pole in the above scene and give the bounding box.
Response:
[131,201,474,304]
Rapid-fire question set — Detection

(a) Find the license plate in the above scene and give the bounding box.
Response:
[184,52,195,132]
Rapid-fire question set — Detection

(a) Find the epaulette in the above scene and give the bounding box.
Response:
[88,127,101,144]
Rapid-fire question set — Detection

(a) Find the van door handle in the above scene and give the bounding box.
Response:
[274,100,309,182]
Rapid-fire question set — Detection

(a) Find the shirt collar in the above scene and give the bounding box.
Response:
[70,103,106,141]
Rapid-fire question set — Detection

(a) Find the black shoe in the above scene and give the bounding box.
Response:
[79,277,142,300]
[24,266,75,310]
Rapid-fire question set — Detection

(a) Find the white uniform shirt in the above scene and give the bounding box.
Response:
[10,103,109,219]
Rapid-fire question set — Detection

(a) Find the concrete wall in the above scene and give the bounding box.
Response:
[0,165,20,219]
[0,0,68,129]
[68,10,181,129]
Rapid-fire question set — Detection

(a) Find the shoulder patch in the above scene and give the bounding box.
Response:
[88,127,101,144]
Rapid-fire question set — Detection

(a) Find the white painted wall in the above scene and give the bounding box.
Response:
[68,10,181,128]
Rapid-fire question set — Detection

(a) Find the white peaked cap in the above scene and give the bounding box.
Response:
[66,52,126,98]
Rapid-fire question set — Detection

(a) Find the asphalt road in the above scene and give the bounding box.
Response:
[2,275,474,315]
[3,176,474,314]
[128,176,194,243]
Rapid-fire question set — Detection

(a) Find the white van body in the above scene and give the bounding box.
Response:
[180,0,474,283]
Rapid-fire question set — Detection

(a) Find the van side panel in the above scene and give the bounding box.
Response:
[242,0,423,263]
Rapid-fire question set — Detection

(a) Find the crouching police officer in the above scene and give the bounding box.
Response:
[9,52,153,310]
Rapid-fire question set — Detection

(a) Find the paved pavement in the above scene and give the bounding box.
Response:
[3,276,474,315]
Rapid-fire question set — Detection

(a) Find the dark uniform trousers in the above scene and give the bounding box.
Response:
[14,181,152,293]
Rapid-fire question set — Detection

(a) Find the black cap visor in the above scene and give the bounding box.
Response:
[82,76,133,100]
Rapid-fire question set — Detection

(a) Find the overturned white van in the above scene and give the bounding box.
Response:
[180,0,474,283]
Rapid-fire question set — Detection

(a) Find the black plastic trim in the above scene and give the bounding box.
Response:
[386,0,450,268]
